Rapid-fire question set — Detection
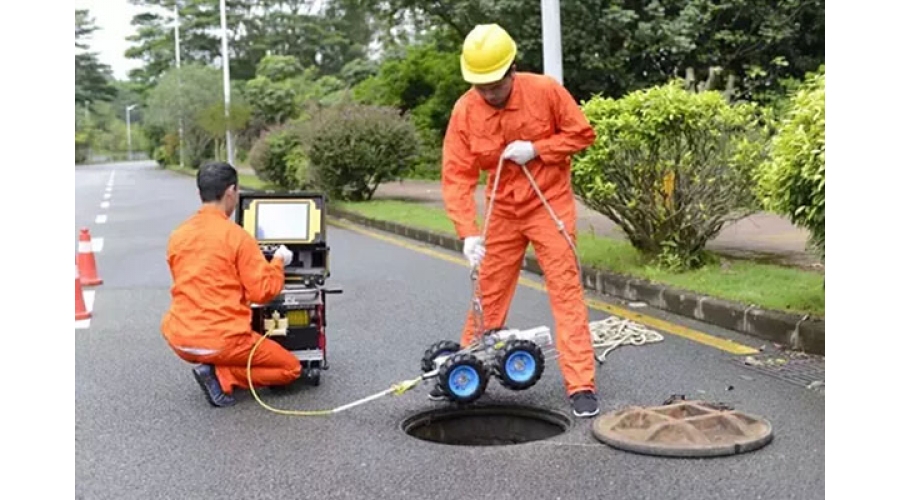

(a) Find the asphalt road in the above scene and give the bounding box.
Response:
[75,161,824,500]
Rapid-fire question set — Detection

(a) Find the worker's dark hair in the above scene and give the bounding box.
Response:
[196,162,238,202]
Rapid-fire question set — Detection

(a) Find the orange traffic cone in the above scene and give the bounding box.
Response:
[77,228,103,286]
[76,263,91,321]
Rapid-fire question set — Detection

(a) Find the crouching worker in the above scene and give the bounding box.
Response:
[161,162,301,407]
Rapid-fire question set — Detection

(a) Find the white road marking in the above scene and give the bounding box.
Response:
[92,237,104,252]
[95,214,107,224]
[103,192,111,199]
[105,186,112,193]
[100,201,110,209]
[75,290,95,329]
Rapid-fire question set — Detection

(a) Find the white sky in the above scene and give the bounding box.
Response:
[75,0,149,80]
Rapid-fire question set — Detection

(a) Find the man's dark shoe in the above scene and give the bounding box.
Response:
[192,364,236,407]
[570,390,599,418]
[428,384,449,401]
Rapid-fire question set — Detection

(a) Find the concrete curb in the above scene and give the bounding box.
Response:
[328,208,825,356]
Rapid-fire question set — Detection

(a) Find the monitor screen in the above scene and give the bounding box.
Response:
[255,201,310,241]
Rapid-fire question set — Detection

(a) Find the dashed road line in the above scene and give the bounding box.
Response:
[95,214,107,224]
[103,192,111,199]
[92,237,104,252]
[100,201,110,209]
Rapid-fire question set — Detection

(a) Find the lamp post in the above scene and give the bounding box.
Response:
[219,0,235,166]
[541,0,563,84]
[126,104,138,161]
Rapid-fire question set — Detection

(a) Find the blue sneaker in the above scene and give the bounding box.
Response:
[192,364,236,407]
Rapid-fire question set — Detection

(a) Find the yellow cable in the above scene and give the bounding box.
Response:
[246,329,334,416]
[245,328,426,416]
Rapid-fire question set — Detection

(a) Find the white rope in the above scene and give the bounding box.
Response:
[590,317,664,363]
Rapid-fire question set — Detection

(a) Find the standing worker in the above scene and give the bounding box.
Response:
[161,162,301,407]
[437,24,600,417]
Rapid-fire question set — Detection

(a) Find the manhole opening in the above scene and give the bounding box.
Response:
[401,404,572,446]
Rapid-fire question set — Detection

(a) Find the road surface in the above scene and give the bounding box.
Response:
[75,161,824,500]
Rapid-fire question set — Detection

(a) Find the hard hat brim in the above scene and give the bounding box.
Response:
[460,53,515,85]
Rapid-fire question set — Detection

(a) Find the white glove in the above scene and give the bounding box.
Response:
[273,245,293,265]
[463,236,486,268]
[502,140,537,166]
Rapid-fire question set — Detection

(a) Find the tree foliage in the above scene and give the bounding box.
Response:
[143,63,250,167]
[379,0,824,103]
[76,9,117,106]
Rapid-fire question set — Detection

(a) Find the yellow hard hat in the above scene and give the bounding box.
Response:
[460,24,517,84]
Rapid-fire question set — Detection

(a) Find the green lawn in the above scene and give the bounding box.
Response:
[334,199,825,318]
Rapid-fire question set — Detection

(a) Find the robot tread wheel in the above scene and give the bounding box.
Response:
[494,339,545,391]
[438,352,489,404]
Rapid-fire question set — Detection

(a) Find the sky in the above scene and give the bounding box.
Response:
[75,0,151,80]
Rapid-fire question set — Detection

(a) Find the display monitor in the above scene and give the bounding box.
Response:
[255,201,310,241]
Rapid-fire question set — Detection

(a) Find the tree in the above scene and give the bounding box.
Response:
[76,9,117,106]
[144,63,229,167]
[378,0,824,104]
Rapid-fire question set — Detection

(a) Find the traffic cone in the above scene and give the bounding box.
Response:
[76,263,91,321]
[77,228,103,286]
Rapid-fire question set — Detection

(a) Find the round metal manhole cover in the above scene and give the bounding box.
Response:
[401,404,572,446]
[591,400,774,457]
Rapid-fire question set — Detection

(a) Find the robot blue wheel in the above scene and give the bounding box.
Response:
[438,352,489,403]
[495,339,545,391]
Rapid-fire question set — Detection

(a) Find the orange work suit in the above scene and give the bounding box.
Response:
[161,205,301,394]
[441,72,597,396]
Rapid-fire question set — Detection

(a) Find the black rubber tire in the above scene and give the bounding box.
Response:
[494,339,545,391]
[421,340,461,373]
[438,352,489,404]
[307,368,321,387]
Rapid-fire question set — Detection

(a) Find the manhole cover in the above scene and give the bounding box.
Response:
[401,404,571,446]
[591,400,774,457]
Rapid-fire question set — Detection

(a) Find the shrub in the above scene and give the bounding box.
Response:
[756,68,825,259]
[75,131,90,164]
[247,122,306,189]
[572,81,770,270]
[303,104,419,201]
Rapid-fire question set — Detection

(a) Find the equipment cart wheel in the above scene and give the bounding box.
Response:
[438,353,489,404]
[306,367,321,386]
[494,339,545,391]
[421,340,461,373]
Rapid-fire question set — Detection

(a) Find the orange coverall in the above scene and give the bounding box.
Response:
[441,72,597,396]
[161,205,301,394]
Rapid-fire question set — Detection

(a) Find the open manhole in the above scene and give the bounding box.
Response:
[591,400,774,458]
[401,404,572,446]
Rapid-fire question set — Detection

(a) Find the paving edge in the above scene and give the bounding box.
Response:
[328,208,825,356]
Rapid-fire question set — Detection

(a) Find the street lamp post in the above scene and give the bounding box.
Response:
[126,104,138,161]
[219,0,235,166]
[541,0,563,84]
